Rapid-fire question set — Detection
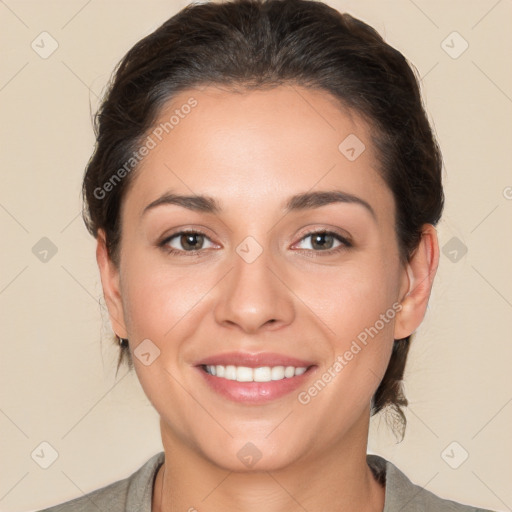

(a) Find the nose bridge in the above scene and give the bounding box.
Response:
[213,235,295,333]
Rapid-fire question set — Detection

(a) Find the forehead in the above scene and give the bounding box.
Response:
[123,84,393,220]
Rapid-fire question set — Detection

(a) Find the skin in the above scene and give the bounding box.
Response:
[97,84,439,512]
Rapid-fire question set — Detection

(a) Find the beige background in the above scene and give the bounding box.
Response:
[1,0,511,510]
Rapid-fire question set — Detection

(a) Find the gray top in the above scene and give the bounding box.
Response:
[37,452,495,511]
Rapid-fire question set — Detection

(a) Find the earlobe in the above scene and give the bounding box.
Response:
[96,229,128,339]
[394,224,440,340]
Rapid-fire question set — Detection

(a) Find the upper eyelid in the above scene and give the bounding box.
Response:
[294,227,351,242]
[291,230,352,250]
[161,230,217,248]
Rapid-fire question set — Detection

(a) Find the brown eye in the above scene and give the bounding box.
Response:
[161,231,215,254]
[294,230,352,253]
[179,233,205,251]
[310,232,336,250]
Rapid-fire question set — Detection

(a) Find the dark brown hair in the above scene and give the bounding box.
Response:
[82,0,443,440]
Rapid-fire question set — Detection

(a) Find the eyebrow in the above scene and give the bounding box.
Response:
[142,190,376,219]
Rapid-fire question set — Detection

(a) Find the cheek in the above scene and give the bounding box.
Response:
[299,252,401,341]
[295,262,400,429]
[302,250,401,399]
[120,254,218,342]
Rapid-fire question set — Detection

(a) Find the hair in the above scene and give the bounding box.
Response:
[82,0,443,440]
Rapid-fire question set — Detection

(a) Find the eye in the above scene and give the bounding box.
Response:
[158,229,351,256]
[160,230,216,254]
[294,230,352,253]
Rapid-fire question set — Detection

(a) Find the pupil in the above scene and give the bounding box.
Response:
[312,233,333,250]
[182,233,202,250]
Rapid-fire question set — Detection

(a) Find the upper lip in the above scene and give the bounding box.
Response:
[195,352,315,368]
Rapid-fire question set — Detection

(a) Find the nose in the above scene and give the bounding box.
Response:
[213,242,295,334]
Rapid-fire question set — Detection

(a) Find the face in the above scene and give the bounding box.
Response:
[99,84,422,472]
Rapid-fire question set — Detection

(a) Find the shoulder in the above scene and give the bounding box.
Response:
[35,452,165,512]
[367,453,496,512]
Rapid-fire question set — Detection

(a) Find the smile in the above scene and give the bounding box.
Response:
[203,364,307,382]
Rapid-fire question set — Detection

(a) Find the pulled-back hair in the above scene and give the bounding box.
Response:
[82,0,443,440]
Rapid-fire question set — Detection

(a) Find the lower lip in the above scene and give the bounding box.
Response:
[196,366,315,404]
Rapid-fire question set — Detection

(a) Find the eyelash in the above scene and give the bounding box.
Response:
[158,229,352,257]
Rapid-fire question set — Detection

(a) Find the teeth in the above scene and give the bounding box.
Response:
[225,365,237,380]
[253,366,271,382]
[284,366,295,378]
[204,364,308,382]
[236,366,253,382]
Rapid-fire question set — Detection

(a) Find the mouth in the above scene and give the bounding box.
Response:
[194,352,316,404]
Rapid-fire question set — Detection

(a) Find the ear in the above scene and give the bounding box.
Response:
[394,224,440,340]
[96,229,128,339]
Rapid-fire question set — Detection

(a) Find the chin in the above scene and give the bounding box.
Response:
[196,434,306,474]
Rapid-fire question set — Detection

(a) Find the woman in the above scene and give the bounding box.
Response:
[39,0,496,510]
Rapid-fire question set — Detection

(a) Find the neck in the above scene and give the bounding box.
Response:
[153,412,384,512]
